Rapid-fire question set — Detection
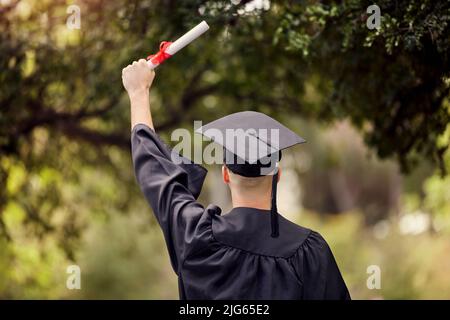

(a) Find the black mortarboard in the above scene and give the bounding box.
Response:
[196,111,306,238]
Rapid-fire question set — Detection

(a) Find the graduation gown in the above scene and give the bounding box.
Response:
[131,124,351,300]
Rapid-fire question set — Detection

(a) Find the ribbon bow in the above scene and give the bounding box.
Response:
[146,41,173,65]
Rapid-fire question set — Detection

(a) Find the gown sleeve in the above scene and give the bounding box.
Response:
[293,231,351,300]
[131,123,208,274]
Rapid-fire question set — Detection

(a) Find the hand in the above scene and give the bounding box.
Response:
[122,59,155,96]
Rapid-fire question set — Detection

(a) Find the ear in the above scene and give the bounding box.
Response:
[276,166,282,183]
[222,165,230,184]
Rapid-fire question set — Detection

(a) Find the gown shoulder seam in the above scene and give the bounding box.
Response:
[286,229,314,259]
[211,219,314,260]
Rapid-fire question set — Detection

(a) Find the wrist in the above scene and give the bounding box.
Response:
[128,88,149,101]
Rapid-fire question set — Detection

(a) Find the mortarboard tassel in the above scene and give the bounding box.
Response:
[270,171,279,238]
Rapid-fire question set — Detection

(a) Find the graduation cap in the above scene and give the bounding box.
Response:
[196,111,306,238]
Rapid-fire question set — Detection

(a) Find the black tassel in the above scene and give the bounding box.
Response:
[270,171,279,238]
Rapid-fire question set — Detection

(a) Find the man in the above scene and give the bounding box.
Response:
[122,59,350,300]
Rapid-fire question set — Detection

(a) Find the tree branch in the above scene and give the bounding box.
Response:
[57,122,130,149]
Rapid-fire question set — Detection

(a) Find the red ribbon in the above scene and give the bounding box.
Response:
[146,41,173,65]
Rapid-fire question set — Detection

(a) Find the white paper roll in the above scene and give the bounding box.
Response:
[147,21,209,69]
[167,21,209,55]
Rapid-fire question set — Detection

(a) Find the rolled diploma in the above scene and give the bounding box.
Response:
[147,21,209,69]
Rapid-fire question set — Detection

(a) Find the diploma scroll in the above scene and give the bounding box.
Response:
[146,21,209,69]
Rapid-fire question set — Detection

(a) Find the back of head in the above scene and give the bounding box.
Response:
[228,170,272,193]
[223,166,276,209]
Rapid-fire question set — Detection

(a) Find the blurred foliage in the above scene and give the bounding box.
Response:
[273,0,450,173]
[288,119,406,223]
[72,212,178,299]
[301,210,450,299]
[0,0,450,299]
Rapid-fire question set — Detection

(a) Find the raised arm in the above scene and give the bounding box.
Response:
[121,60,209,273]
[122,59,155,131]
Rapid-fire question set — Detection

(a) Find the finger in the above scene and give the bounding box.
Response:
[139,59,151,70]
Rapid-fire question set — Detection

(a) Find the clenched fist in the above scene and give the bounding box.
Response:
[122,59,155,96]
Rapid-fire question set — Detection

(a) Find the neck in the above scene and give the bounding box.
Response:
[230,190,272,210]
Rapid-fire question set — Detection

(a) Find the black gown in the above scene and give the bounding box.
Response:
[131,124,351,300]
